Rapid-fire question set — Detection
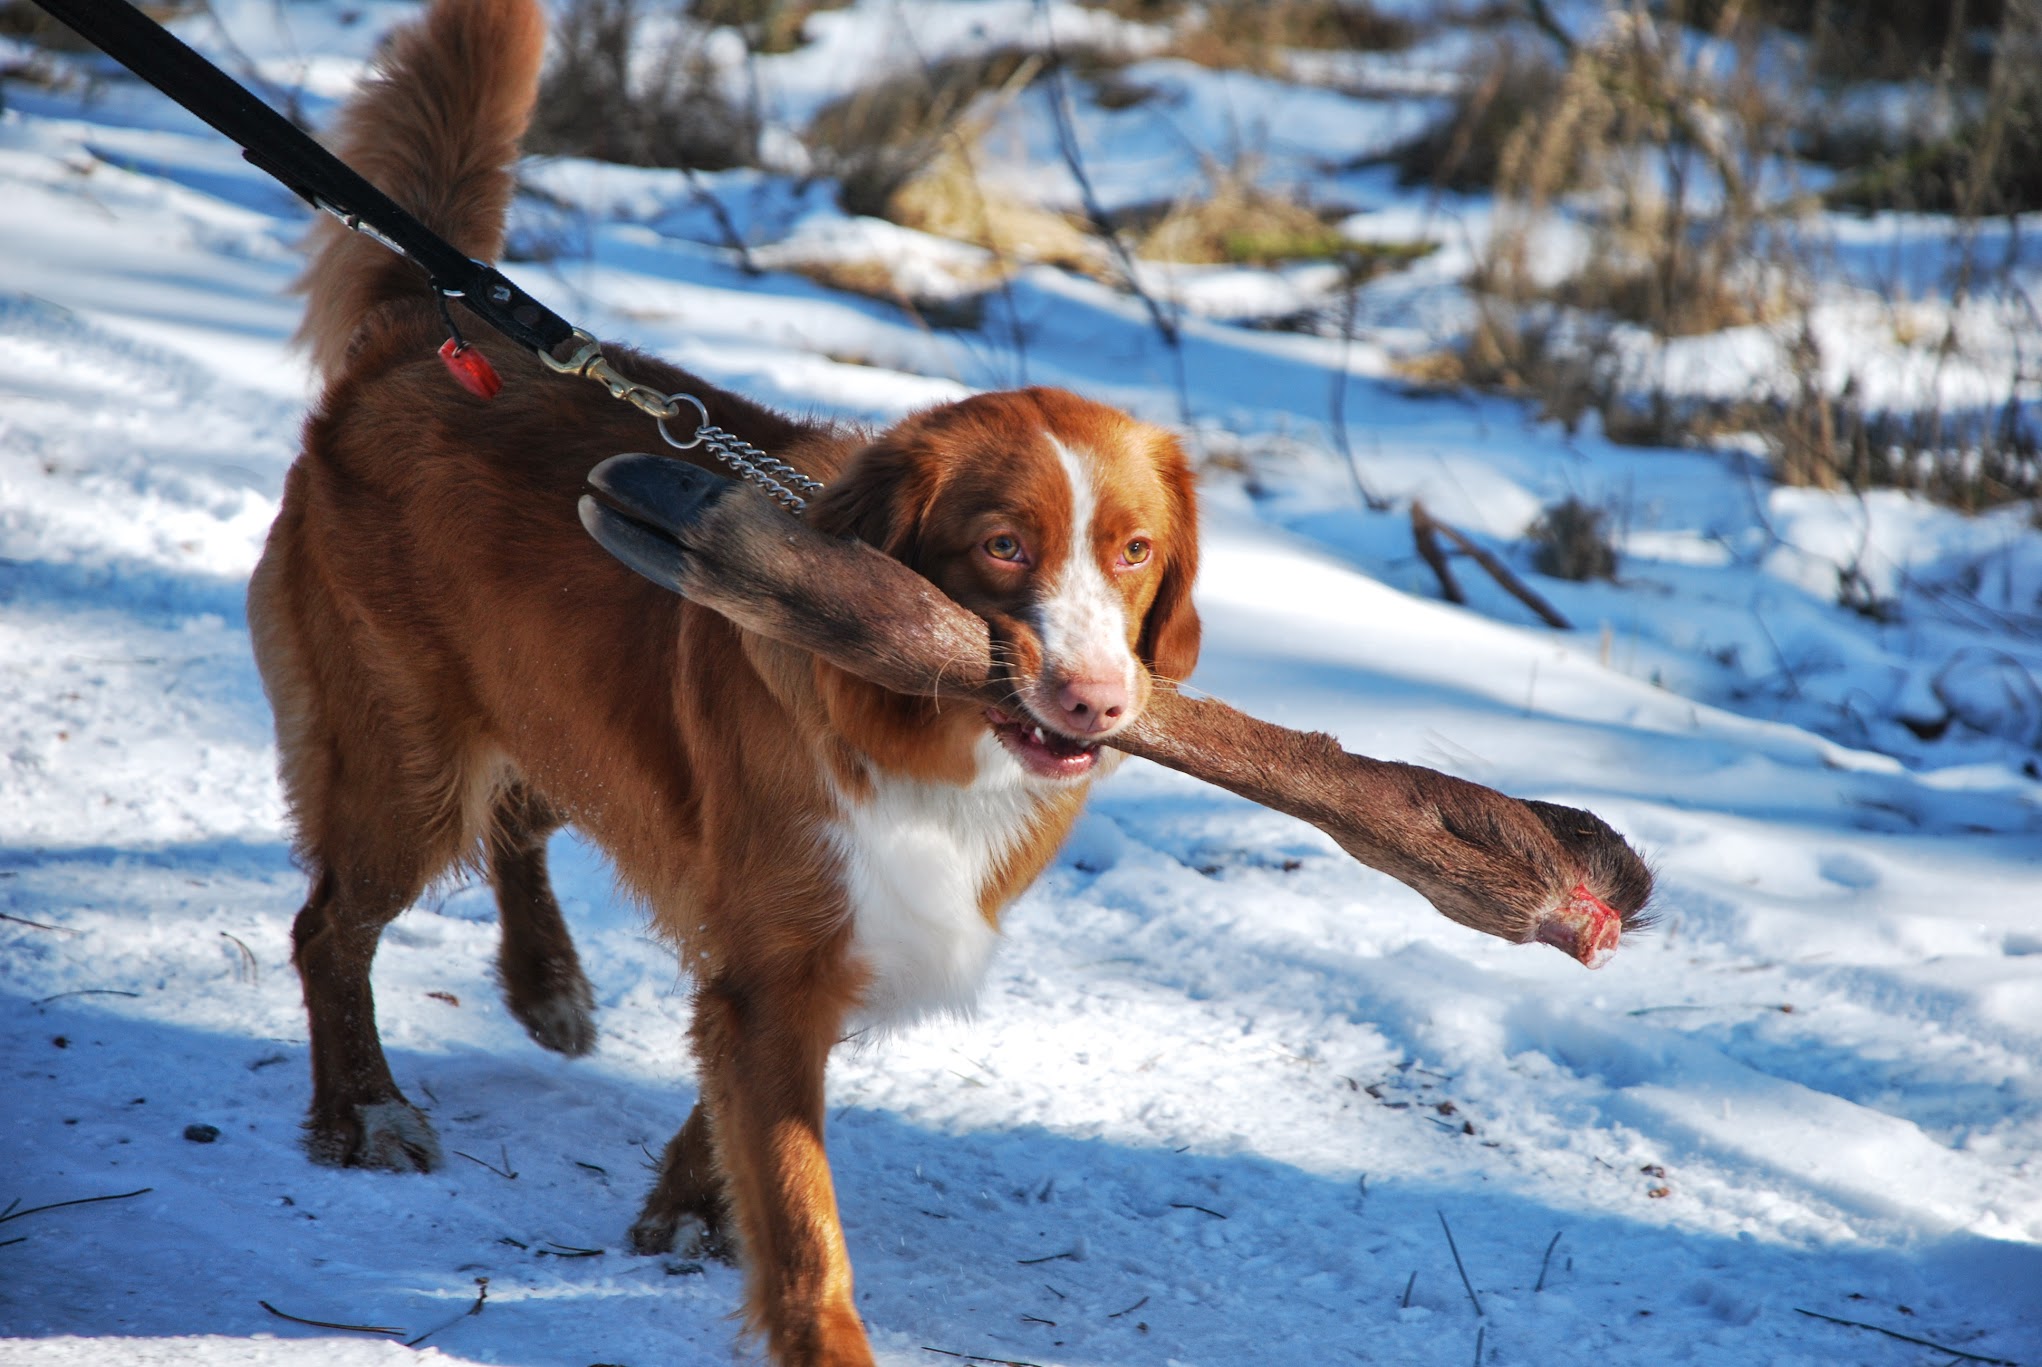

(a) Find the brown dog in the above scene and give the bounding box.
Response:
[249,2,1199,1363]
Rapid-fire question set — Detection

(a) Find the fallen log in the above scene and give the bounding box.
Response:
[580,455,1653,966]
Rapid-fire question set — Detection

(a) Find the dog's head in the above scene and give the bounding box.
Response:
[810,387,1200,782]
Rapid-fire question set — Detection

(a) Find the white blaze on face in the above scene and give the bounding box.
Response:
[1040,434,1136,701]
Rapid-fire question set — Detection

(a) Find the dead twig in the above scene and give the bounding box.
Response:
[405,1277,488,1348]
[1014,1247,1080,1266]
[220,931,258,982]
[536,1242,603,1258]
[1331,286,1390,512]
[679,165,759,276]
[258,1300,405,1336]
[452,1144,517,1180]
[1108,1295,1148,1318]
[922,1348,1047,1367]
[1792,1307,2020,1365]
[1438,1209,1484,1317]
[1033,0,1188,426]
[0,910,71,932]
[1534,1230,1563,1292]
[0,1187,152,1226]
[1412,502,1573,629]
[1169,1202,1227,1219]
[34,988,140,1006]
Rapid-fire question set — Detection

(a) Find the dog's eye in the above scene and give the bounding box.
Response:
[1121,538,1152,567]
[984,533,1026,563]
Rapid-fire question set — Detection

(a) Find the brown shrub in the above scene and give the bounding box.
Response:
[805,47,1048,219]
[527,0,758,170]
[1167,0,1419,73]
[1529,497,1618,582]
[1392,38,1574,193]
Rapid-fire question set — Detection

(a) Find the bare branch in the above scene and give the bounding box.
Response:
[1413,502,1573,629]
[1411,501,1467,606]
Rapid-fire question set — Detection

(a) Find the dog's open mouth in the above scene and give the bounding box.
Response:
[985,707,1102,780]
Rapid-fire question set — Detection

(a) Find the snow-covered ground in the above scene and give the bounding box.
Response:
[3,4,2039,1366]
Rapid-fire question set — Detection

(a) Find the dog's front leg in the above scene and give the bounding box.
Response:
[690,969,874,1367]
[629,1101,730,1257]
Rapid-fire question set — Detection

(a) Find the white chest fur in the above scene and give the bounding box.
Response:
[829,735,1044,1029]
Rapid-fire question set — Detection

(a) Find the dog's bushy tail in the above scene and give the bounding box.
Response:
[294,0,546,382]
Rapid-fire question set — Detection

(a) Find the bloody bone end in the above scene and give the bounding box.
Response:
[1533,883,1623,968]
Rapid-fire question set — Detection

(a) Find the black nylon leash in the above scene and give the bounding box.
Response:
[27,0,826,509]
[30,0,575,355]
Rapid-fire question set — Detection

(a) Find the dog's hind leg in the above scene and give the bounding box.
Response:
[291,858,445,1171]
[629,1100,731,1258]
[490,783,597,1056]
[252,517,479,1173]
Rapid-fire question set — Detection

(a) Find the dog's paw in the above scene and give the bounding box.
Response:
[506,972,597,1057]
[628,1208,733,1262]
[305,1100,443,1172]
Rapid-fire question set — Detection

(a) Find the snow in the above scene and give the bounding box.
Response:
[3,3,2040,1366]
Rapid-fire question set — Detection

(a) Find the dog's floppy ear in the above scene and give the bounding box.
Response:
[807,435,941,567]
[1138,437,1201,684]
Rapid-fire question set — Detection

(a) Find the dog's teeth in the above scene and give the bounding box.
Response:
[1030,726,1045,744]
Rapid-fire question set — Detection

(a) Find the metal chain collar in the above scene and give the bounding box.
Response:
[537,328,823,514]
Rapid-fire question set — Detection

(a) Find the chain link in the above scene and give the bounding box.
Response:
[663,415,824,514]
[541,329,821,513]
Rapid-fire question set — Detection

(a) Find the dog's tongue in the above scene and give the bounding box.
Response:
[1039,729,1094,757]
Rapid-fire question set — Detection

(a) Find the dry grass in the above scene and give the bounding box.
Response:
[1166,0,1419,73]
[1128,175,1350,265]
[527,0,757,170]
[887,141,1104,274]
[1075,0,1419,74]
[779,255,991,329]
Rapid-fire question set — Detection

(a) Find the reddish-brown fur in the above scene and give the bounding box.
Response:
[250,3,1200,1363]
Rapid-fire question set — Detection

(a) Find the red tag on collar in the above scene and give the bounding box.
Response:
[438,338,502,399]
